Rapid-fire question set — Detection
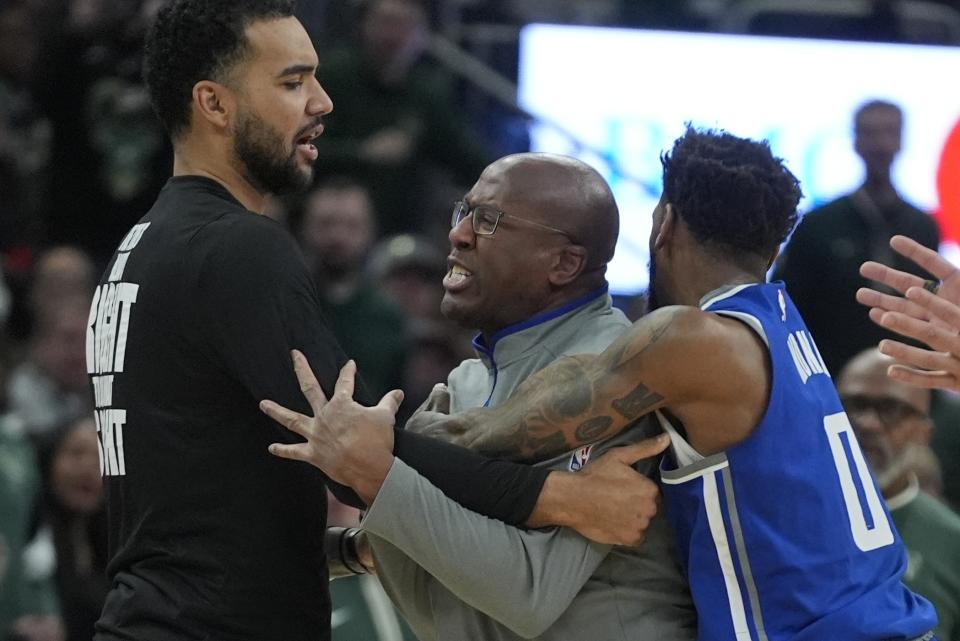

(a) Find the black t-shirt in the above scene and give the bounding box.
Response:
[89,177,548,641]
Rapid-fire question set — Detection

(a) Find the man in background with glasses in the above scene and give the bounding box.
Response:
[838,348,960,641]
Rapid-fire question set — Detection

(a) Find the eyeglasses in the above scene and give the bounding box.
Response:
[840,394,926,429]
[451,200,573,239]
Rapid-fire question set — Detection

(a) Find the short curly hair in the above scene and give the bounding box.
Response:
[661,126,802,262]
[143,0,296,139]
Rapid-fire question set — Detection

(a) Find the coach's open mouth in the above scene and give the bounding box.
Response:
[443,262,473,292]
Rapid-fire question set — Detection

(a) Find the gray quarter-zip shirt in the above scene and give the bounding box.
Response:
[361,287,696,640]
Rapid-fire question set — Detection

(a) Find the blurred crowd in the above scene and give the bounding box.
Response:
[1,0,959,640]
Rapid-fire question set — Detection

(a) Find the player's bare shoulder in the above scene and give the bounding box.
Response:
[606,305,702,366]
[615,303,773,454]
[617,304,770,412]
[612,305,739,368]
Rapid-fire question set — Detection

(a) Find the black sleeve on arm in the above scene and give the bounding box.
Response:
[199,214,367,509]
[392,429,549,526]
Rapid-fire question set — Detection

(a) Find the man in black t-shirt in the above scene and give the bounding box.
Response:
[773,100,940,375]
[88,3,661,640]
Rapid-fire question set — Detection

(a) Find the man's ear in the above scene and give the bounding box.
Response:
[548,244,588,287]
[192,80,236,131]
[654,203,678,252]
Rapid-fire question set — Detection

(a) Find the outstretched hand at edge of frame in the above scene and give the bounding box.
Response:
[856,235,960,392]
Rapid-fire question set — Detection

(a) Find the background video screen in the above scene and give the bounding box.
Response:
[519,24,960,295]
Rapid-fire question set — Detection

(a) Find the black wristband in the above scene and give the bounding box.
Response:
[340,527,369,575]
[325,526,365,577]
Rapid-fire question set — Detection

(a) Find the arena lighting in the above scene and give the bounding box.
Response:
[519,24,960,295]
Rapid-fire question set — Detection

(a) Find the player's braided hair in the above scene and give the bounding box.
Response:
[661,125,802,261]
[143,0,296,139]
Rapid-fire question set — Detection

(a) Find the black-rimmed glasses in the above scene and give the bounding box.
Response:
[840,394,926,429]
[451,200,573,238]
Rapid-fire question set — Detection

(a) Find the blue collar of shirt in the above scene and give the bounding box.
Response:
[472,284,610,356]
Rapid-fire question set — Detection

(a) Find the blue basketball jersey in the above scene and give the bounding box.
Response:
[659,282,937,641]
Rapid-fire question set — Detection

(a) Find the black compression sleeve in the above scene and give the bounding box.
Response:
[392,429,549,526]
[327,479,366,511]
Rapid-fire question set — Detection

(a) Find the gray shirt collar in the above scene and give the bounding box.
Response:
[472,285,611,370]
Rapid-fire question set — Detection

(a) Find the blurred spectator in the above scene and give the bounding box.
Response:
[28,247,96,326]
[35,416,108,641]
[298,178,408,398]
[911,442,946,501]
[930,389,960,511]
[0,1,53,252]
[504,0,619,25]
[838,348,960,641]
[368,233,448,323]
[0,410,64,641]
[313,0,494,236]
[774,99,940,375]
[39,0,170,264]
[7,296,92,438]
[85,75,166,207]
[7,245,96,344]
[0,267,12,332]
[744,0,904,42]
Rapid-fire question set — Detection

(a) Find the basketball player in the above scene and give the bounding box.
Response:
[86,2,661,640]
[263,127,939,641]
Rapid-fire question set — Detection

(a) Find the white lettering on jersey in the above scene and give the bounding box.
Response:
[112,284,138,372]
[787,330,829,384]
[824,412,894,551]
[787,334,811,383]
[91,375,114,407]
[92,282,140,375]
[118,223,150,252]
[87,222,150,478]
[96,409,127,477]
[796,331,824,376]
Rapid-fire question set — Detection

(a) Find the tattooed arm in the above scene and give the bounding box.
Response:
[430,304,771,462]
[417,307,677,461]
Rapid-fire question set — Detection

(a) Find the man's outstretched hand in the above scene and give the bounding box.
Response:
[260,350,403,504]
[529,433,670,546]
[263,351,667,545]
[857,235,960,391]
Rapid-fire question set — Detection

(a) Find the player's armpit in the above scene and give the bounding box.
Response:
[450,307,686,462]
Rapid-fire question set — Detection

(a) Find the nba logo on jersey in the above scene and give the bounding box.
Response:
[569,445,593,471]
